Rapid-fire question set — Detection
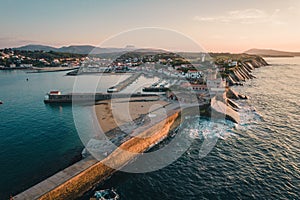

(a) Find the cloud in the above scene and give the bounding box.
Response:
[229,9,266,21]
[194,17,215,22]
[194,9,283,24]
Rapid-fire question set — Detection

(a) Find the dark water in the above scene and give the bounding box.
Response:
[83,57,299,200]
[0,71,130,199]
[1,57,300,199]
[0,71,84,198]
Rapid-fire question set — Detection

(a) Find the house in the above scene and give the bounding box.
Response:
[206,69,226,95]
[181,82,207,92]
[20,64,33,68]
[228,60,238,67]
[185,69,202,79]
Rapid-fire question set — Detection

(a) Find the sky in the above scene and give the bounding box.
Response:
[0,0,299,53]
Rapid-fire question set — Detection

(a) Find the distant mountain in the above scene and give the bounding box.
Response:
[13,44,134,54]
[15,44,58,52]
[245,48,300,57]
[57,45,96,54]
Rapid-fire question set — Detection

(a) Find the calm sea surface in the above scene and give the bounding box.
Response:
[0,57,299,199]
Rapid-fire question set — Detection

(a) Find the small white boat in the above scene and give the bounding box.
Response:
[107,87,118,93]
[91,188,119,200]
[0,100,3,104]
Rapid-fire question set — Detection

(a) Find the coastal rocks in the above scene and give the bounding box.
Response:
[226,98,241,111]
[226,88,248,100]
[227,57,268,86]
[226,88,240,99]
[238,94,248,99]
[208,87,251,123]
[210,97,240,123]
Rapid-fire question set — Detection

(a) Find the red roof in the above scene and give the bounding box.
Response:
[50,91,60,94]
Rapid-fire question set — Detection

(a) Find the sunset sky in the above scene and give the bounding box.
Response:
[0,0,299,53]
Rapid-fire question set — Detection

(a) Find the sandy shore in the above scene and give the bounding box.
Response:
[95,96,170,133]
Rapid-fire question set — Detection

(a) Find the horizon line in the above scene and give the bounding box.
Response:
[2,43,300,54]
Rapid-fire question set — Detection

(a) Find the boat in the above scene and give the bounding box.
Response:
[91,188,119,200]
[0,100,3,104]
[107,86,119,93]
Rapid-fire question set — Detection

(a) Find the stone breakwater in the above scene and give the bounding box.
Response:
[14,110,181,200]
[209,56,268,123]
[210,95,240,123]
[227,57,268,86]
[208,86,258,123]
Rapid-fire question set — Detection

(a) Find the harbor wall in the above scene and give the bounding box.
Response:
[14,110,180,200]
[44,93,157,103]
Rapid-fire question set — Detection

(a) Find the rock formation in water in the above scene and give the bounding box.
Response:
[226,57,268,86]
[210,96,240,123]
[208,86,253,124]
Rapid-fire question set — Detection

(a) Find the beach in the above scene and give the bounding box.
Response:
[95,96,170,133]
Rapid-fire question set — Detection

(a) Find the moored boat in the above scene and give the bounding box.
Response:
[107,86,119,93]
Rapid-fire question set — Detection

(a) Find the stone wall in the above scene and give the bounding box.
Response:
[14,110,180,200]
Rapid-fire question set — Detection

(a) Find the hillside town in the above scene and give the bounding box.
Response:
[0,48,239,72]
[0,48,85,69]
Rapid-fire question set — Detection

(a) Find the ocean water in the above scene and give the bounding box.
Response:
[82,57,300,200]
[0,71,130,198]
[1,57,300,199]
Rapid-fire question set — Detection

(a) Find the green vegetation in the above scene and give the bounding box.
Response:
[0,48,87,67]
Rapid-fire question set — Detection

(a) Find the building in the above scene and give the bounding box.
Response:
[181,82,207,92]
[20,64,33,68]
[228,60,238,67]
[206,69,226,95]
[185,69,202,79]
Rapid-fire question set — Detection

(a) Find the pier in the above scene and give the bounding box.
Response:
[44,92,158,103]
[107,72,142,93]
[13,106,181,200]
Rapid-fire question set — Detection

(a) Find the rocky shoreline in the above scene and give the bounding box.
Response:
[226,57,268,86]
[210,56,268,123]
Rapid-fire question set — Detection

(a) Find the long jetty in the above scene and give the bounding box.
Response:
[44,93,158,103]
[13,105,181,200]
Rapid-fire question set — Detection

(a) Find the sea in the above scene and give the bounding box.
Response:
[0,57,299,199]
